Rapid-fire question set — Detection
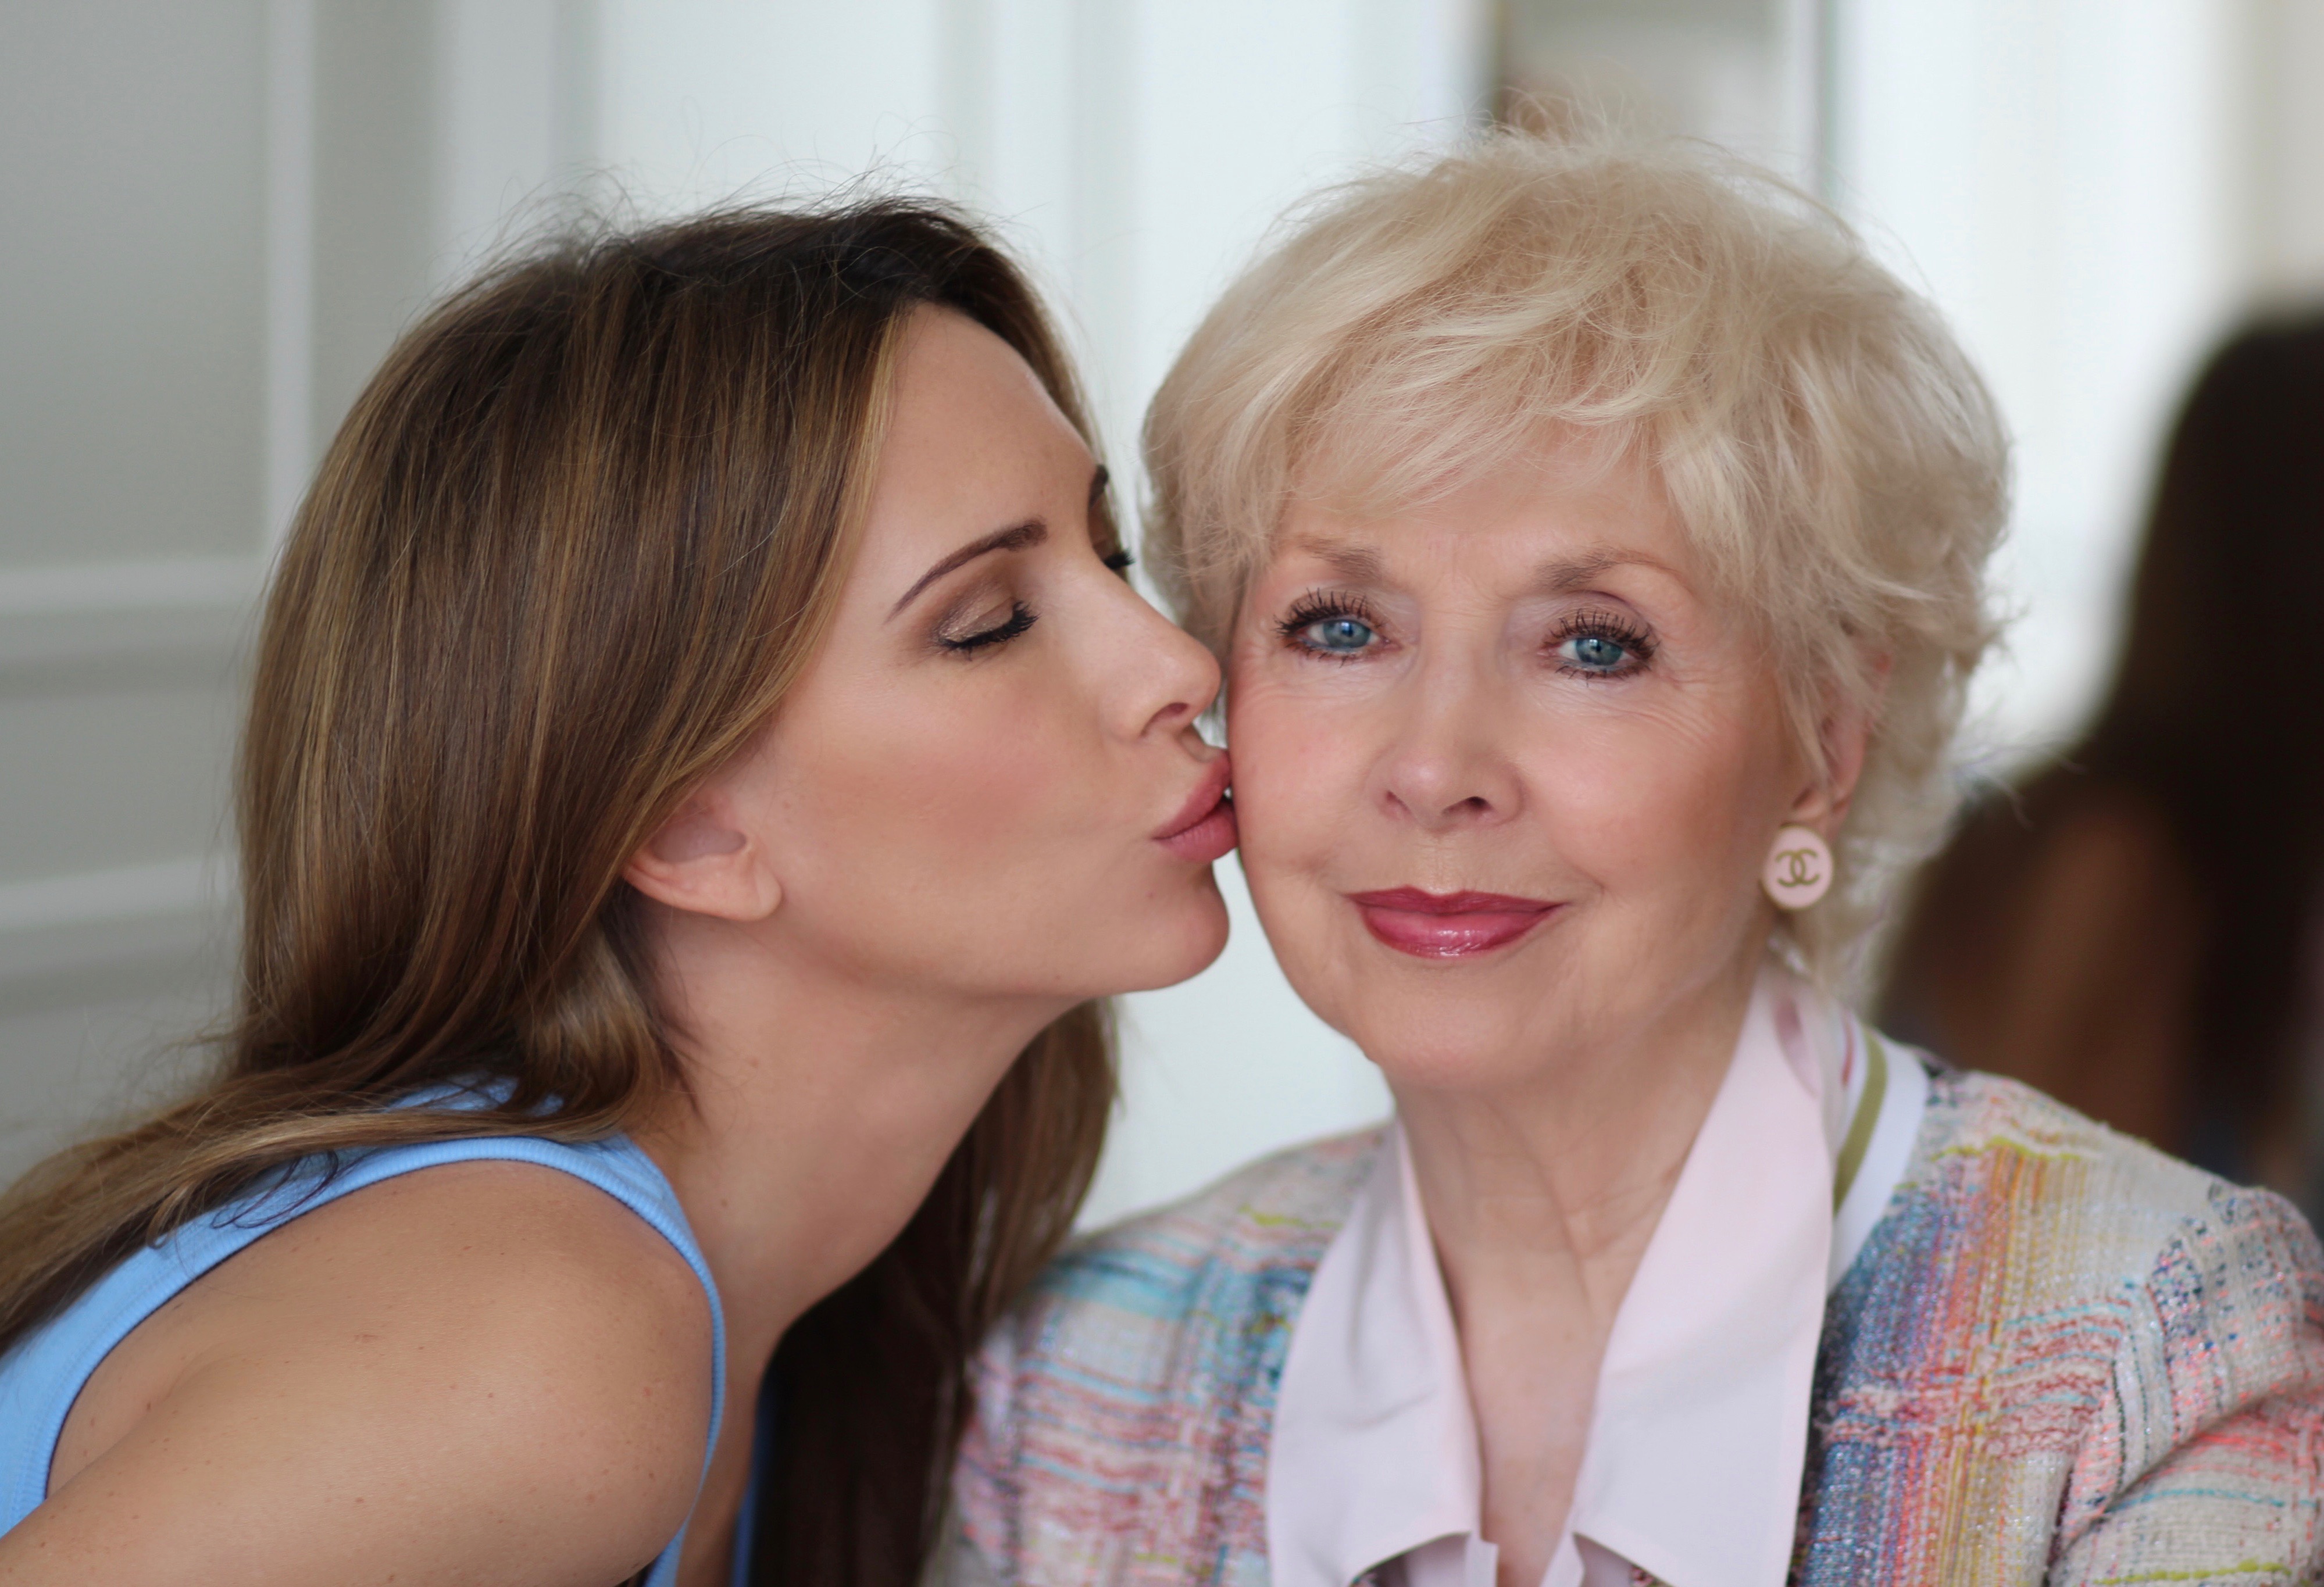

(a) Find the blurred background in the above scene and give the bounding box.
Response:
[3,0,2322,1225]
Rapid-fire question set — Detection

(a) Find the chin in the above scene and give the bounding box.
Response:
[1338,999,1548,1093]
[983,874,1230,1004]
[1112,881,1233,995]
[1165,884,1236,983]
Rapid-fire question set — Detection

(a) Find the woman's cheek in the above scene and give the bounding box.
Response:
[1534,713,1771,898]
[1231,725,1346,887]
[1224,687,1294,798]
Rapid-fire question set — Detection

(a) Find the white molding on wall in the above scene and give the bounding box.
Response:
[0,857,216,936]
[0,555,265,671]
[0,855,231,986]
[1781,0,1839,196]
[265,0,317,550]
[0,555,263,617]
[550,0,600,184]
[938,0,998,196]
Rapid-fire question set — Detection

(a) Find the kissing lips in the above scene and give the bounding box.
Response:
[1348,887,1556,959]
[1155,755,1237,864]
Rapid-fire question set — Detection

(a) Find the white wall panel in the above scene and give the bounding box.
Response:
[0,2,269,567]
[1502,0,1820,184]
[597,0,952,213]
[309,4,439,451]
[431,0,570,284]
[0,0,273,1178]
[2249,0,2324,298]
[1832,0,2250,763]
[0,952,224,1179]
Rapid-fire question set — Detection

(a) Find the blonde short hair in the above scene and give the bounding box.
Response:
[1143,131,2009,982]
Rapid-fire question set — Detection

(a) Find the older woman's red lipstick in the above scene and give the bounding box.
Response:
[1349,888,1555,958]
[1155,755,1236,863]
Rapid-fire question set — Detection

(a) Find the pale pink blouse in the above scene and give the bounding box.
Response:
[1265,966,1929,1587]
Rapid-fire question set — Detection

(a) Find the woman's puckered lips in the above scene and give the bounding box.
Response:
[1155,753,1236,863]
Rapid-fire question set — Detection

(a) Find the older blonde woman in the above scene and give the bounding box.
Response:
[949,134,2324,1587]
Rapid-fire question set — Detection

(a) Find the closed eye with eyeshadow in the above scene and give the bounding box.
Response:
[935,591,1037,653]
[931,549,1133,656]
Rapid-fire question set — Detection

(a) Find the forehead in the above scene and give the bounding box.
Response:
[850,308,1093,583]
[880,306,1088,484]
[1272,434,1696,590]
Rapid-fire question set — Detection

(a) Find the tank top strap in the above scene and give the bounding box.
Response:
[0,1128,727,1585]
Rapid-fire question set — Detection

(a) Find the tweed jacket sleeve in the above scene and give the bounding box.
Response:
[1800,1070,2324,1585]
[2048,1181,2324,1581]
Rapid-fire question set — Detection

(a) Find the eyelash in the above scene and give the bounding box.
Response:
[1275,590,1384,663]
[943,602,1037,653]
[1551,607,1657,678]
[1274,592,1659,677]
[937,540,1124,656]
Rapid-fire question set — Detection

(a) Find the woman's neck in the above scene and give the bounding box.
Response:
[626,912,1067,1586]
[1396,955,1761,1296]
[633,922,1064,1375]
[1391,953,1761,1587]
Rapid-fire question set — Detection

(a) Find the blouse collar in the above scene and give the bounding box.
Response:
[1265,963,1927,1587]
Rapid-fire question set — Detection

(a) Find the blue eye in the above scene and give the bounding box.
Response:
[1275,591,1390,659]
[1562,633,1629,671]
[1551,612,1655,677]
[1302,616,1376,653]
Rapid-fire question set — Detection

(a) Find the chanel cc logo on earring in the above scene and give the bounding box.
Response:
[1762,824,1833,910]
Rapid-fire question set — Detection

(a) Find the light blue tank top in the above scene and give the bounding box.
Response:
[0,1113,744,1586]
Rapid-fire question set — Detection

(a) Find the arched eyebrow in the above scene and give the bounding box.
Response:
[1279,538,1386,583]
[1277,539,1676,596]
[1527,549,1679,594]
[886,465,1106,620]
[888,520,1048,619]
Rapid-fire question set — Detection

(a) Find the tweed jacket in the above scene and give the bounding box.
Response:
[950,1068,2324,1585]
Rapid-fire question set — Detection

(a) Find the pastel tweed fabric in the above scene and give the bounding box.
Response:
[951,1071,2324,1585]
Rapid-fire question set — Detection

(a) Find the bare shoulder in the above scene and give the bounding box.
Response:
[11,1158,712,1587]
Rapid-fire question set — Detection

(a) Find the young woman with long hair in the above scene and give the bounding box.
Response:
[0,198,1237,1586]
[1880,316,2324,1210]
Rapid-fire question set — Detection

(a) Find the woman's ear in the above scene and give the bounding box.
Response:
[623,789,784,923]
[1788,653,1891,831]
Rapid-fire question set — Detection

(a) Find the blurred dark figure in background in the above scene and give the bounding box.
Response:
[1882,314,2324,1214]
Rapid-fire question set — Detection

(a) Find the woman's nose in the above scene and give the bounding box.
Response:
[1375,663,1521,831]
[1105,573,1222,740]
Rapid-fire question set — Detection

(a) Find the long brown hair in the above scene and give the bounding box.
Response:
[2075,315,2324,1168]
[0,197,1114,1584]
[1880,313,2324,1190]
